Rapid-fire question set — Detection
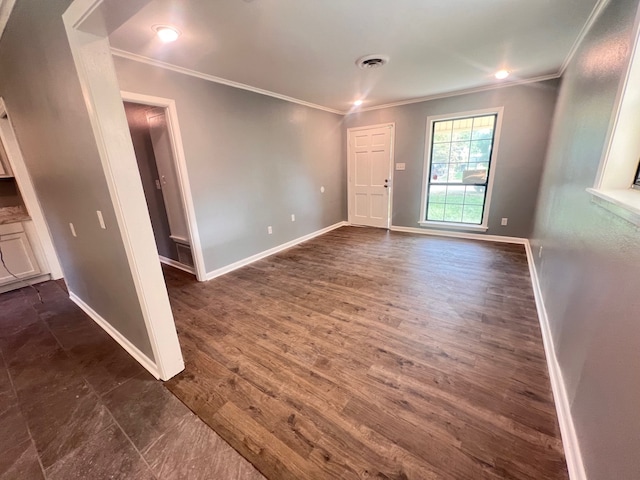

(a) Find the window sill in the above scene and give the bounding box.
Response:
[586,188,640,226]
[418,221,489,232]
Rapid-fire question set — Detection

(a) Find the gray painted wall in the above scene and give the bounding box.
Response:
[124,102,179,262]
[0,0,154,359]
[344,81,559,238]
[114,57,347,273]
[531,0,640,478]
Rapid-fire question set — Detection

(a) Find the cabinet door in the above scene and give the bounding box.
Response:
[0,232,40,285]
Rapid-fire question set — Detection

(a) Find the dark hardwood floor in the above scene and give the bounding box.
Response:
[162,226,568,480]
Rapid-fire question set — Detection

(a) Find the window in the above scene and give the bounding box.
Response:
[420,108,502,229]
[586,20,640,225]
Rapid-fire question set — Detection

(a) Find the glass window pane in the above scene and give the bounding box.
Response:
[433,120,453,143]
[450,142,470,163]
[462,166,486,185]
[432,143,451,163]
[446,186,465,204]
[464,186,486,205]
[462,205,483,224]
[471,115,495,140]
[470,139,492,164]
[428,185,446,203]
[427,203,445,221]
[452,118,473,141]
[443,203,463,222]
[447,164,463,183]
[430,163,448,182]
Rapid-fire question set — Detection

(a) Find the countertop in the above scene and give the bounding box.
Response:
[0,206,30,225]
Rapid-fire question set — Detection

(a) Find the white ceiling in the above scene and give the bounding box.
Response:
[109,0,602,113]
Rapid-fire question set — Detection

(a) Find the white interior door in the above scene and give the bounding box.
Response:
[147,108,190,245]
[348,124,394,228]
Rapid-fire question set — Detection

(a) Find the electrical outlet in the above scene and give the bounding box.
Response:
[501,217,508,226]
[69,223,77,237]
[538,246,543,258]
[320,186,325,193]
[267,226,273,235]
[291,214,295,222]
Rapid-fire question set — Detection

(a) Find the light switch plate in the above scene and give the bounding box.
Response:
[96,210,106,229]
[395,163,406,171]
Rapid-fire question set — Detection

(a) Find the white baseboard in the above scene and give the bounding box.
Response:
[390,225,528,245]
[69,291,160,379]
[524,242,586,480]
[206,221,348,280]
[0,273,51,294]
[159,255,195,275]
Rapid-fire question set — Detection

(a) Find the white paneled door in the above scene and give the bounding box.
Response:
[348,124,394,228]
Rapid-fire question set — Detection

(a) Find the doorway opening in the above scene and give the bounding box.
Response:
[123,101,196,277]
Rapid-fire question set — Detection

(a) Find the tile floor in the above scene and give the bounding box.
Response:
[0,280,264,480]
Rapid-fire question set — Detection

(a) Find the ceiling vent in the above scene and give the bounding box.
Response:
[356,54,390,70]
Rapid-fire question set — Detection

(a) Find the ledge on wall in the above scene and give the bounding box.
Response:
[587,188,640,226]
[390,225,526,244]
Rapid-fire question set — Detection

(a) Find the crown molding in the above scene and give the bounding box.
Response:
[110,48,344,115]
[112,47,562,117]
[106,2,603,117]
[354,73,562,113]
[559,0,611,75]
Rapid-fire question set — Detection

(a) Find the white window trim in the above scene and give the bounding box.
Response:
[419,107,504,231]
[588,4,640,226]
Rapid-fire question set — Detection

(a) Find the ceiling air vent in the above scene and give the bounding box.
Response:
[356,54,390,70]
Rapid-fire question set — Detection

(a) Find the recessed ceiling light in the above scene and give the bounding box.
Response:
[153,25,181,43]
[353,100,363,106]
[495,69,510,80]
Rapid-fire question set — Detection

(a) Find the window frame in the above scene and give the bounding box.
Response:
[587,10,640,225]
[633,160,640,190]
[419,107,504,231]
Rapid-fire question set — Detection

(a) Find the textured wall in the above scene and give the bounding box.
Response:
[531,0,640,478]
[0,0,154,358]
[344,80,559,237]
[114,56,347,272]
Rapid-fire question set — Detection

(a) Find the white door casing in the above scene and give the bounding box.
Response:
[146,108,190,245]
[121,91,207,282]
[348,124,395,228]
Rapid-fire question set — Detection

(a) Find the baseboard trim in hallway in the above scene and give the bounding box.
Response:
[159,255,196,275]
[524,243,586,480]
[205,221,349,281]
[69,291,160,379]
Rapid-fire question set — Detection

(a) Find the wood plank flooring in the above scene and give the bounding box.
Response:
[162,226,568,480]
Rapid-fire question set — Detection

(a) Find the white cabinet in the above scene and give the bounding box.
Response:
[0,223,40,285]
